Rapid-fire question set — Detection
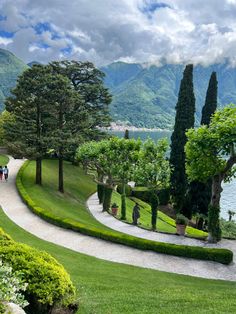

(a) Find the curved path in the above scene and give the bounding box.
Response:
[1,157,236,281]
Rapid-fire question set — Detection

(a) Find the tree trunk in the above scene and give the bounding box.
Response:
[102,186,113,212]
[58,147,64,193]
[35,157,42,185]
[121,181,126,220]
[208,175,223,243]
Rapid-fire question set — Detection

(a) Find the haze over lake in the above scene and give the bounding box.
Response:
[111,130,236,221]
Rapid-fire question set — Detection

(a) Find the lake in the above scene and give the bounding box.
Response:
[110,130,236,221]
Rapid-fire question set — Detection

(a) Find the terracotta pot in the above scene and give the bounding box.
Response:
[176,224,186,236]
[111,207,118,216]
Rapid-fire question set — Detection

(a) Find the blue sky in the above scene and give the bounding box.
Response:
[1,0,236,66]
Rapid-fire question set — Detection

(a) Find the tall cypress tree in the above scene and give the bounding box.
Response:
[188,72,218,224]
[201,72,218,125]
[169,64,195,215]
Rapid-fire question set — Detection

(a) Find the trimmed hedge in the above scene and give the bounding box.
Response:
[0,227,76,314]
[131,187,170,205]
[16,161,233,265]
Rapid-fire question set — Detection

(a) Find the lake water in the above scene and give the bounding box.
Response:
[110,130,236,221]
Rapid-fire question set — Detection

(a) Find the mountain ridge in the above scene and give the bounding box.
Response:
[1,48,236,129]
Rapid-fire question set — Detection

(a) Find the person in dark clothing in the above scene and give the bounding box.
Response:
[132,203,140,225]
[0,166,3,181]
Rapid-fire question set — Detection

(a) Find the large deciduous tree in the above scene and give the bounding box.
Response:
[134,138,170,230]
[169,64,195,216]
[185,105,236,242]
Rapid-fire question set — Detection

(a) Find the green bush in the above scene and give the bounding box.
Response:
[220,219,236,239]
[158,188,170,205]
[16,161,233,265]
[0,227,76,314]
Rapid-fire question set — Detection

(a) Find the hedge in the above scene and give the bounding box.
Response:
[131,187,170,205]
[0,227,77,314]
[16,161,233,265]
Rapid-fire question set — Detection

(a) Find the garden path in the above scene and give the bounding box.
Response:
[1,157,236,281]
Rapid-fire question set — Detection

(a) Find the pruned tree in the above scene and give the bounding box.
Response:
[185,105,236,242]
[134,138,170,230]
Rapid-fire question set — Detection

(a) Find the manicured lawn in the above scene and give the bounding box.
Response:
[0,154,9,166]
[1,209,236,314]
[111,192,207,238]
[22,159,206,239]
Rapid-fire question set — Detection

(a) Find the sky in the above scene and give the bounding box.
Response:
[1,0,236,66]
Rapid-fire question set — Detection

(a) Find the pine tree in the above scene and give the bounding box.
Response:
[124,129,129,139]
[188,72,218,223]
[169,64,195,215]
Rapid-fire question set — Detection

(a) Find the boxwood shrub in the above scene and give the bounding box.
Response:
[0,227,77,314]
[16,161,233,265]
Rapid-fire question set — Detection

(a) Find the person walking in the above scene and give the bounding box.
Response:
[0,166,3,181]
[132,203,140,225]
[3,165,9,182]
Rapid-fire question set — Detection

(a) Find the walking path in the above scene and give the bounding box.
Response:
[1,157,236,281]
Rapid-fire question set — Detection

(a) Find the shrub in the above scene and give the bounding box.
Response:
[176,214,189,225]
[0,260,28,314]
[158,188,170,205]
[0,227,77,314]
[220,219,236,239]
[16,161,233,265]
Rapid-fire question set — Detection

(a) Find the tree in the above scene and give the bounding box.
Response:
[0,111,14,146]
[185,105,236,242]
[4,65,56,184]
[77,137,141,215]
[169,64,195,216]
[134,138,170,230]
[188,72,218,223]
[124,129,129,139]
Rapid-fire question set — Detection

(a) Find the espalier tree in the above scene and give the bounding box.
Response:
[169,64,195,216]
[185,105,236,243]
[77,137,141,216]
[134,138,170,230]
[188,72,218,225]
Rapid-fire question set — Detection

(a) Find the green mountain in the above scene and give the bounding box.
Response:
[102,62,236,129]
[1,49,236,129]
[0,49,28,111]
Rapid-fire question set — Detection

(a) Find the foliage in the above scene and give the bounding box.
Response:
[176,214,189,226]
[0,260,28,313]
[220,219,236,239]
[116,184,132,196]
[16,160,233,264]
[0,111,14,146]
[170,64,195,214]
[0,229,76,313]
[186,105,236,242]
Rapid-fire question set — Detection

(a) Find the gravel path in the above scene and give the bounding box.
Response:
[1,157,236,281]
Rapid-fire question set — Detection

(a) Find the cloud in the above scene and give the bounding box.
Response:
[0,0,236,66]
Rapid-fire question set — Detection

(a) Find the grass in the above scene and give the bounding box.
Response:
[22,159,206,239]
[0,154,9,166]
[111,193,207,238]
[1,209,236,314]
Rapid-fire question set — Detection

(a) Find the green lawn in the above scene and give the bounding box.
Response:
[22,159,206,239]
[0,154,9,165]
[1,209,236,314]
[111,193,207,238]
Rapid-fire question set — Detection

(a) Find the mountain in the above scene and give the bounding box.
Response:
[1,48,236,129]
[102,62,236,129]
[0,49,28,111]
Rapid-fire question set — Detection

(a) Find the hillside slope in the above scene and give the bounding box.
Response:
[0,49,28,111]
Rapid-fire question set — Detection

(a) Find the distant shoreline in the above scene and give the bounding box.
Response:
[103,123,171,132]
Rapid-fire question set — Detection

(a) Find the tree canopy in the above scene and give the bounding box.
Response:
[185,105,236,242]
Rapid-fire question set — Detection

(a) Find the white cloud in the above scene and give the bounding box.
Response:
[1,0,236,66]
[0,37,13,45]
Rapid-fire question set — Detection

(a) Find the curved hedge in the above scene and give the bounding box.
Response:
[17,161,233,265]
[0,227,76,314]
